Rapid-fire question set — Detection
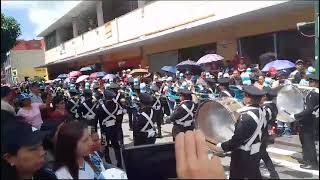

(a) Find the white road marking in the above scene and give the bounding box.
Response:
[271,158,319,176]
[267,147,297,156]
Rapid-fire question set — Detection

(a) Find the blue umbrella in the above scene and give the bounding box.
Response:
[262,60,295,72]
[161,66,177,74]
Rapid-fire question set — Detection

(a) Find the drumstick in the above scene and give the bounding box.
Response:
[206,139,217,145]
[280,107,291,115]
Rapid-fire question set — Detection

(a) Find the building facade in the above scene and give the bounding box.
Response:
[4,40,48,84]
[37,0,316,77]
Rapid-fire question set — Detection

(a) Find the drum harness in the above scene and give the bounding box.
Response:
[112,92,126,115]
[175,101,195,127]
[152,95,161,110]
[140,109,156,138]
[101,102,119,128]
[237,106,266,155]
[222,90,233,97]
[82,102,97,120]
[69,98,80,118]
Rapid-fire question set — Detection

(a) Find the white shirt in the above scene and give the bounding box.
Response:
[55,161,95,179]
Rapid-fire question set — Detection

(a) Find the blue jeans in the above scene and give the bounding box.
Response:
[277,121,292,136]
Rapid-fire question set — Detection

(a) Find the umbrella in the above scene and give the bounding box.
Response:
[80,65,94,72]
[161,66,177,74]
[57,74,69,79]
[196,54,224,65]
[262,60,295,72]
[90,72,107,79]
[69,71,82,77]
[176,60,202,74]
[64,77,76,83]
[129,68,149,77]
[53,78,62,82]
[102,74,116,81]
[76,75,89,83]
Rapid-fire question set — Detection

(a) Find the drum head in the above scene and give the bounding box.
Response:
[276,85,304,122]
[195,99,241,143]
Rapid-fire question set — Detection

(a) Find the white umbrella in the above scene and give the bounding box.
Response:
[196,54,224,65]
[76,75,89,83]
[102,74,116,81]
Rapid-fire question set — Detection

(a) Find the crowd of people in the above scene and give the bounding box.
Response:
[1,57,319,179]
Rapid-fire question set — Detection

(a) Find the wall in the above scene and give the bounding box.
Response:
[142,6,314,63]
[10,50,46,82]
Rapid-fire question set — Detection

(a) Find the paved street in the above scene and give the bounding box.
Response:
[110,114,319,179]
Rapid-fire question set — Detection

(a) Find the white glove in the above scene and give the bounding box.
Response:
[290,114,295,121]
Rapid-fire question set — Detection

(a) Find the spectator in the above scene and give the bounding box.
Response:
[237,57,247,73]
[241,68,252,85]
[41,120,64,169]
[17,93,51,129]
[289,59,305,84]
[175,130,225,179]
[29,82,44,103]
[271,71,292,89]
[196,72,209,89]
[46,95,72,121]
[230,70,243,86]
[1,117,51,180]
[1,86,16,116]
[54,121,95,179]
[253,75,265,90]
[223,60,234,74]
[299,74,310,86]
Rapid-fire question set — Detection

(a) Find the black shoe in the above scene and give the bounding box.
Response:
[270,173,280,179]
[300,164,319,170]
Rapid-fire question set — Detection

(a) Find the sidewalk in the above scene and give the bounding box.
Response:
[275,135,302,148]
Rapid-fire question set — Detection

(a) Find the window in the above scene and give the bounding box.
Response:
[239,33,275,65]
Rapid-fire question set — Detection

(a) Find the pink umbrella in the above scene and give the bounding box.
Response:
[69,71,82,77]
[64,77,77,83]
[76,75,89,83]
[196,54,224,65]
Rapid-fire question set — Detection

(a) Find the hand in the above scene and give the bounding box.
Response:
[175,130,225,179]
[290,114,295,121]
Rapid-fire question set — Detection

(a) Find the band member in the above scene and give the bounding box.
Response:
[261,87,279,179]
[170,88,197,140]
[133,93,157,146]
[96,89,122,168]
[65,86,80,119]
[151,84,163,138]
[290,74,319,170]
[77,89,98,133]
[108,83,126,146]
[218,77,235,98]
[213,85,267,179]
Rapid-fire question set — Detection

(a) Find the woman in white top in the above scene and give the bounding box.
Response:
[54,121,96,179]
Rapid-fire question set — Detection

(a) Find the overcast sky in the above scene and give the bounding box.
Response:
[1,1,80,40]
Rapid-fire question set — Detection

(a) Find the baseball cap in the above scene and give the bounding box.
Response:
[17,93,31,102]
[1,119,48,155]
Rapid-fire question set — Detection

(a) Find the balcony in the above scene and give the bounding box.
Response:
[44,1,291,65]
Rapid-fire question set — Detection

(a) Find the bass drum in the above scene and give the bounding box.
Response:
[276,85,304,123]
[195,97,243,143]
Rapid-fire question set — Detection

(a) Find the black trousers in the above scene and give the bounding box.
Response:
[154,109,164,135]
[102,127,122,168]
[127,107,137,129]
[299,125,318,166]
[229,150,261,179]
[260,140,279,178]
[134,135,156,146]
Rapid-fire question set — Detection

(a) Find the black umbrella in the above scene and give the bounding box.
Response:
[57,74,69,79]
[176,60,202,75]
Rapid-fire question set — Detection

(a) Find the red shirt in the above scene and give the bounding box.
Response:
[46,108,70,120]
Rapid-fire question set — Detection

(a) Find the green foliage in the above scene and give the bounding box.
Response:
[1,13,22,65]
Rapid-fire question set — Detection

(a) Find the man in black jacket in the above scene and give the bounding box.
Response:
[170,88,197,140]
[213,85,267,179]
[291,74,319,170]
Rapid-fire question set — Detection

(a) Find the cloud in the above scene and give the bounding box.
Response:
[1,1,80,37]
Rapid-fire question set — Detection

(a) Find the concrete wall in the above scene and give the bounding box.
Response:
[10,50,46,82]
[141,6,314,65]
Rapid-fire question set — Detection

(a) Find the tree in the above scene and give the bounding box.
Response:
[1,13,21,66]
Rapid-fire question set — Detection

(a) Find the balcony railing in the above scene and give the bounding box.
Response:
[45,1,287,64]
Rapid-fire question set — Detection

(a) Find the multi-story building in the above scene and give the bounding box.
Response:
[4,39,48,84]
[37,0,316,78]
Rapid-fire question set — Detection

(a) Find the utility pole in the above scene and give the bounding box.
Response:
[315,0,319,76]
